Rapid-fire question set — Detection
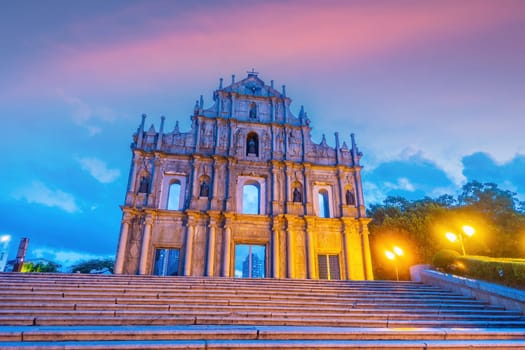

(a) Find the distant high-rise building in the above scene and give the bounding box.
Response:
[115,71,373,280]
[242,252,265,278]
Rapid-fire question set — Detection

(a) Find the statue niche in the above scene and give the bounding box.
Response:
[246,132,259,157]
[199,176,211,197]
[138,175,150,194]
[345,189,355,206]
[292,186,302,203]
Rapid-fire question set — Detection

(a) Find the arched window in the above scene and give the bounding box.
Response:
[242,183,260,214]
[246,132,259,157]
[167,181,181,210]
[318,189,330,218]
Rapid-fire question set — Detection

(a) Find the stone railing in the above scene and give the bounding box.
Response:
[411,264,525,313]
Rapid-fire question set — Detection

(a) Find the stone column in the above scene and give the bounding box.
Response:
[206,220,216,277]
[272,225,280,278]
[148,157,162,207]
[355,169,366,217]
[342,224,353,280]
[222,225,232,277]
[336,166,345,217]
[304,217,316,279]
[114,213,132,274]
[129,154,141,193]
[211,157,225,211]
[305,228,314,279]
[184,223,195,276]
[138,215,154,275]
[188,156,200,210]
[195,117,202,153]
[360,219,374,280]
[270,161,282,214]
[303,164,313,216]
[285,220,294,278]
[284,161,293,211]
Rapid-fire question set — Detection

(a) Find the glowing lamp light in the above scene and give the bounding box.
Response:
[445,232,458,243]
[385,250,395,260]
[1,235,10,243]
[385,246,403,281]
[393,246,403,256]
[462,225,475,237]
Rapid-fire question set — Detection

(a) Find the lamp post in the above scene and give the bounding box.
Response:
[445,225,475,256]
[385,246,404,281]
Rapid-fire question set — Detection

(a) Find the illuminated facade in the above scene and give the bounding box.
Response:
[114,72,373,280]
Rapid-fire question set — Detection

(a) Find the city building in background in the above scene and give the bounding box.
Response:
[0,235,10,272]
[115,72,373,280]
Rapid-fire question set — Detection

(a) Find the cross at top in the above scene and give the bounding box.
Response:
[247,68,259,77]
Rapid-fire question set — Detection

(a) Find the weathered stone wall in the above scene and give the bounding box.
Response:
[114,73,373,280]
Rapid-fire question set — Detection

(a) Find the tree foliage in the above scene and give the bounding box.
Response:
[368,181,525,280]
[21,261,61,273]
[70,258,114,274]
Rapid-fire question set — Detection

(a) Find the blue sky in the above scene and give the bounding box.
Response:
[1,0,524,268]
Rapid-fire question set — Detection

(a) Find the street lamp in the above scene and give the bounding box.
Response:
[385,245,404,281]
[445,225,475,255]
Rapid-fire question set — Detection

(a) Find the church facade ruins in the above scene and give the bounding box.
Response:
[115,72,373,280]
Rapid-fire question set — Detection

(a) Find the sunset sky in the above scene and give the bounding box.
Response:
[1,0,524,268]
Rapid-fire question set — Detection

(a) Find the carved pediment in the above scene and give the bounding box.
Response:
[223,75,283,99]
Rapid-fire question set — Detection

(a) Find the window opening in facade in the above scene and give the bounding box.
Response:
[242,183,260,214]
[167,181,181,210]
[317,254,340,280]
[153,248,180,276]
[234,244,266,278]
[318,189,330,218]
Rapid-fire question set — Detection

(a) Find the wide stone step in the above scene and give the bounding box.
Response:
[2,325,525,342]
[2,307,523,319]
[0,286,459,299]
[2,338,525,349]
[3,314,525,328]
[2,290,461,302]
[0,301,515,314]
[0,273,523,347]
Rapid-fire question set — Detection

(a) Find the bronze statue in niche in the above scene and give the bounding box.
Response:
[345,190,355,206]
[246,132,259,156]
[200,180,210,197]
[293,187,302,202]
[138,176,150,193]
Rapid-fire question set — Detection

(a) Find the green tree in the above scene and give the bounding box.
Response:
[70,258,114,274]
[21,261,61,273]
[367,181,525,279]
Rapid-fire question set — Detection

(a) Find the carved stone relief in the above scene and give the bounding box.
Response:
[274,128,284,153]
[218,126,228,150]
[288,129,301,157]
[200,121,214,148]
[234,128,244,156]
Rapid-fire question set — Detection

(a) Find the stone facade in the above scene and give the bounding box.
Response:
[114,72,373,280]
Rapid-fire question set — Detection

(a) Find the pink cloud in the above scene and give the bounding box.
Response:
[8,0,525,96]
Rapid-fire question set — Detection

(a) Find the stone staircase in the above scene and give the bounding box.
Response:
[0,272,524,349]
